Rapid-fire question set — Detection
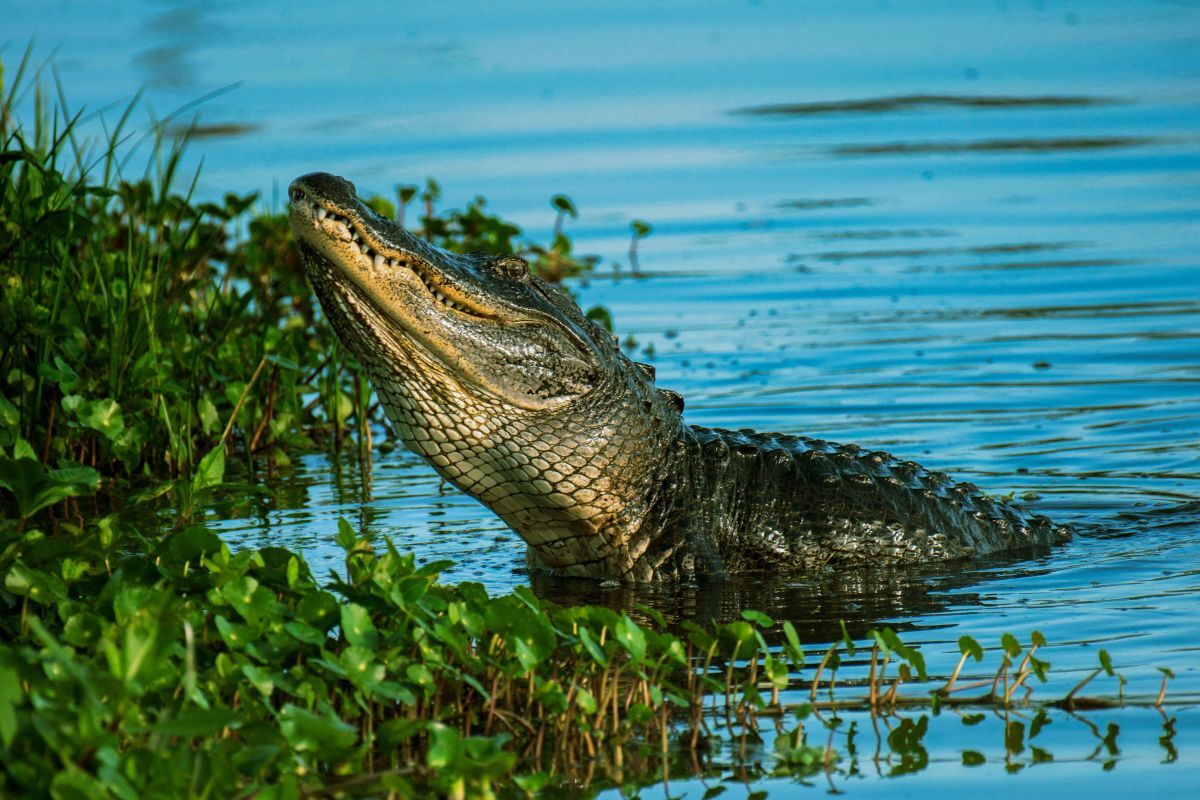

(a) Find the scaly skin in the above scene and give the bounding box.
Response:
[288,172,1072,583]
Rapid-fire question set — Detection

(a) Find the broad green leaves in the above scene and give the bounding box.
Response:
[0,451,99,520]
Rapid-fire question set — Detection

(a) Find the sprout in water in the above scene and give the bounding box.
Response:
[629,218,652,273]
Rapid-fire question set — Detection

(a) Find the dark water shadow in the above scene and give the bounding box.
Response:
[776,197,878,211]
[809,240,1083,263]
[529,551,1046,641]
[832,136,1158,157]
[732,93,1120,117]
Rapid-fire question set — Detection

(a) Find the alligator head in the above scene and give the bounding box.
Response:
[289,172,682,579]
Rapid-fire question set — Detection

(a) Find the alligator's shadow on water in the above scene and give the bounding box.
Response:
[531,499,1200,640]
[527,553,1033,642]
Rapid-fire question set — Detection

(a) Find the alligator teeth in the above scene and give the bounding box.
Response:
[317,207,328,221]
[351,231,360,242]
[360,243,370,255]
[374,254,386,270]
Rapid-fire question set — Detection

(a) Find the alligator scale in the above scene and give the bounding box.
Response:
[289,172,1072,582]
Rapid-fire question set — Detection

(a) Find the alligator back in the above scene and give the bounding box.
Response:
[658,426,1073,578]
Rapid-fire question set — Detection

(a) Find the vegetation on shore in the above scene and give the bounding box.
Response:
[0,52,1181,800]
[0,49,597,495]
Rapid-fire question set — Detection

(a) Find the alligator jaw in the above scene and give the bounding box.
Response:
[288,175,495,321]
[288,172,598,411]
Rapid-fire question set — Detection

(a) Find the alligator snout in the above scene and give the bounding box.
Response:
[289,172,357,204]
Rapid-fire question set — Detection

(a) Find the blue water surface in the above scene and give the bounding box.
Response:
[8,1,1199,794]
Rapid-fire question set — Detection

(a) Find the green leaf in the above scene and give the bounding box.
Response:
[720,621,758,659]
[341,603,379,649]
[378,718,424,750]
[198,395,220,436]
[962,750,986,766]
[514,772,550,795]
[575,686,597,714]
[781,620,805,667]
[405,663,435,689]
[50,771,108,800]
[426,722,464,770]
[741,609,774,628]
[0,456,99,518]
[1099,649,1114,676]
[577,627,608,666]
[0,657,18,747]
[191,445,225,495]
[335,518,358,552]
[243,664,276,697]
[614,615,646,663]
[550,194,577,217]
[278,704,357,753]
[284,621,327,646]
[958,635,984,661]
[74,397,125,442]
[839,620,857,656]
[151,707,240,737]
[1001,632,1021,658]
[0,395,19,436]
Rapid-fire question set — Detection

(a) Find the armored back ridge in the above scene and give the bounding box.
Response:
[289,172,1072,583]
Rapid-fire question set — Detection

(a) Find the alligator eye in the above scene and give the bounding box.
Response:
[493,255,530,282]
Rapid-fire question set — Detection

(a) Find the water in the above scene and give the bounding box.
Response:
[9,0,1199,793]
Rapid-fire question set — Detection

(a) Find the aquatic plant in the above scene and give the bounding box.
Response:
[0,50,597,492]
[0,492,1179,798]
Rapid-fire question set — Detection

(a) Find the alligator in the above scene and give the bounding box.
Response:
[288,172,1073,583]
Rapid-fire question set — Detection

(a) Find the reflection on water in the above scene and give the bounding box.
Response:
[733,93,1119,116]
[591,706,1197,799]
[12,0,1200,791]
[831,135,1159,157]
